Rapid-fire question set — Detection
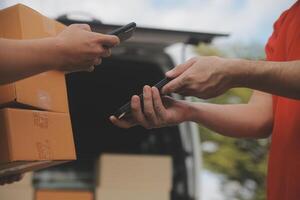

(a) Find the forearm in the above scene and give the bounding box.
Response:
[0,38,61,85]
[189,98,273,139]
[235,59,300,99]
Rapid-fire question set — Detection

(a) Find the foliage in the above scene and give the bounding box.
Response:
[199,89,269,200]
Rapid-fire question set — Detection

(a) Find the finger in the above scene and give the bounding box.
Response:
[71,23,91,31]
[0,179,5,185]
[161,95,178,107]
[94,33,120,47]
[130,95,149,128]
[109,116,135,129]
[10,174,22,183]
[6,175,16,184]
[93,56,102,66]
[152,87,167,119]
[143,85,158,126]
[100,48,112,58]
[162,73,187,94]
[15,174,24,182]
[165,57,197,78]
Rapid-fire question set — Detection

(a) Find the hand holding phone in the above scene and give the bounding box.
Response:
[113,77,171,119]
[108,22,136,42]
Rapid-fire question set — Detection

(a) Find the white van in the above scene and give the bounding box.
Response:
[34,17,227,200]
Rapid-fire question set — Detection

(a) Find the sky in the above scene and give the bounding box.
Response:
[200,170,225,200]
[1,0,297,44]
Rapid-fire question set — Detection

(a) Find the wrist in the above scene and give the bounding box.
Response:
[184,102,202,122]
[236,59,271,89]
[224,58,251,87]
[49,37,67,71]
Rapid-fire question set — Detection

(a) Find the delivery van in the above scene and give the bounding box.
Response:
[33,16,227,200]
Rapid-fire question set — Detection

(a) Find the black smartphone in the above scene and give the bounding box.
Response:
[113,77,171,119]
[108,22,136,42]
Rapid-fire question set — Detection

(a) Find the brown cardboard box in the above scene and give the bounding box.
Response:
[0,4,69,112]
[97,154,172,190]
[0,172,34,200]
[95,154,172,200]
[0,108,76,177]
[0,188,34,200]
[96,188,169,200]
[35,190,93,200]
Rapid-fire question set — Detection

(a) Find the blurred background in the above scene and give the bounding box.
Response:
[0,0,296,200]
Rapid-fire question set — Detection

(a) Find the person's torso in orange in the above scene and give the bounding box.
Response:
[265,1,300,199]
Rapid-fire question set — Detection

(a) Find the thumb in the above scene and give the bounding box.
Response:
[166,57,197,78]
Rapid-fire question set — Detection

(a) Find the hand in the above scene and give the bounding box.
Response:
[110,86,194,129]
[0,174,24,185]
[162,56,243,99]
[55,24,120,72]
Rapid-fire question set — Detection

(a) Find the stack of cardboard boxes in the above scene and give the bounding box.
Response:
[0,4,173,200]
[95,154,172,200]
[0,4,76,179]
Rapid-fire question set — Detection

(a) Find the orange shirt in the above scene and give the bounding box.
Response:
[265,1,300,200]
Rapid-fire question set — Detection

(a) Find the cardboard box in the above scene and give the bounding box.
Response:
[97,154,172,190]
[35,190,93,200]
[0,172,34,200]
[0,187,34,200]
[95,154,172,200]
[0,108,76,177]
[0,4,69,112]
[96,188,169,200]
